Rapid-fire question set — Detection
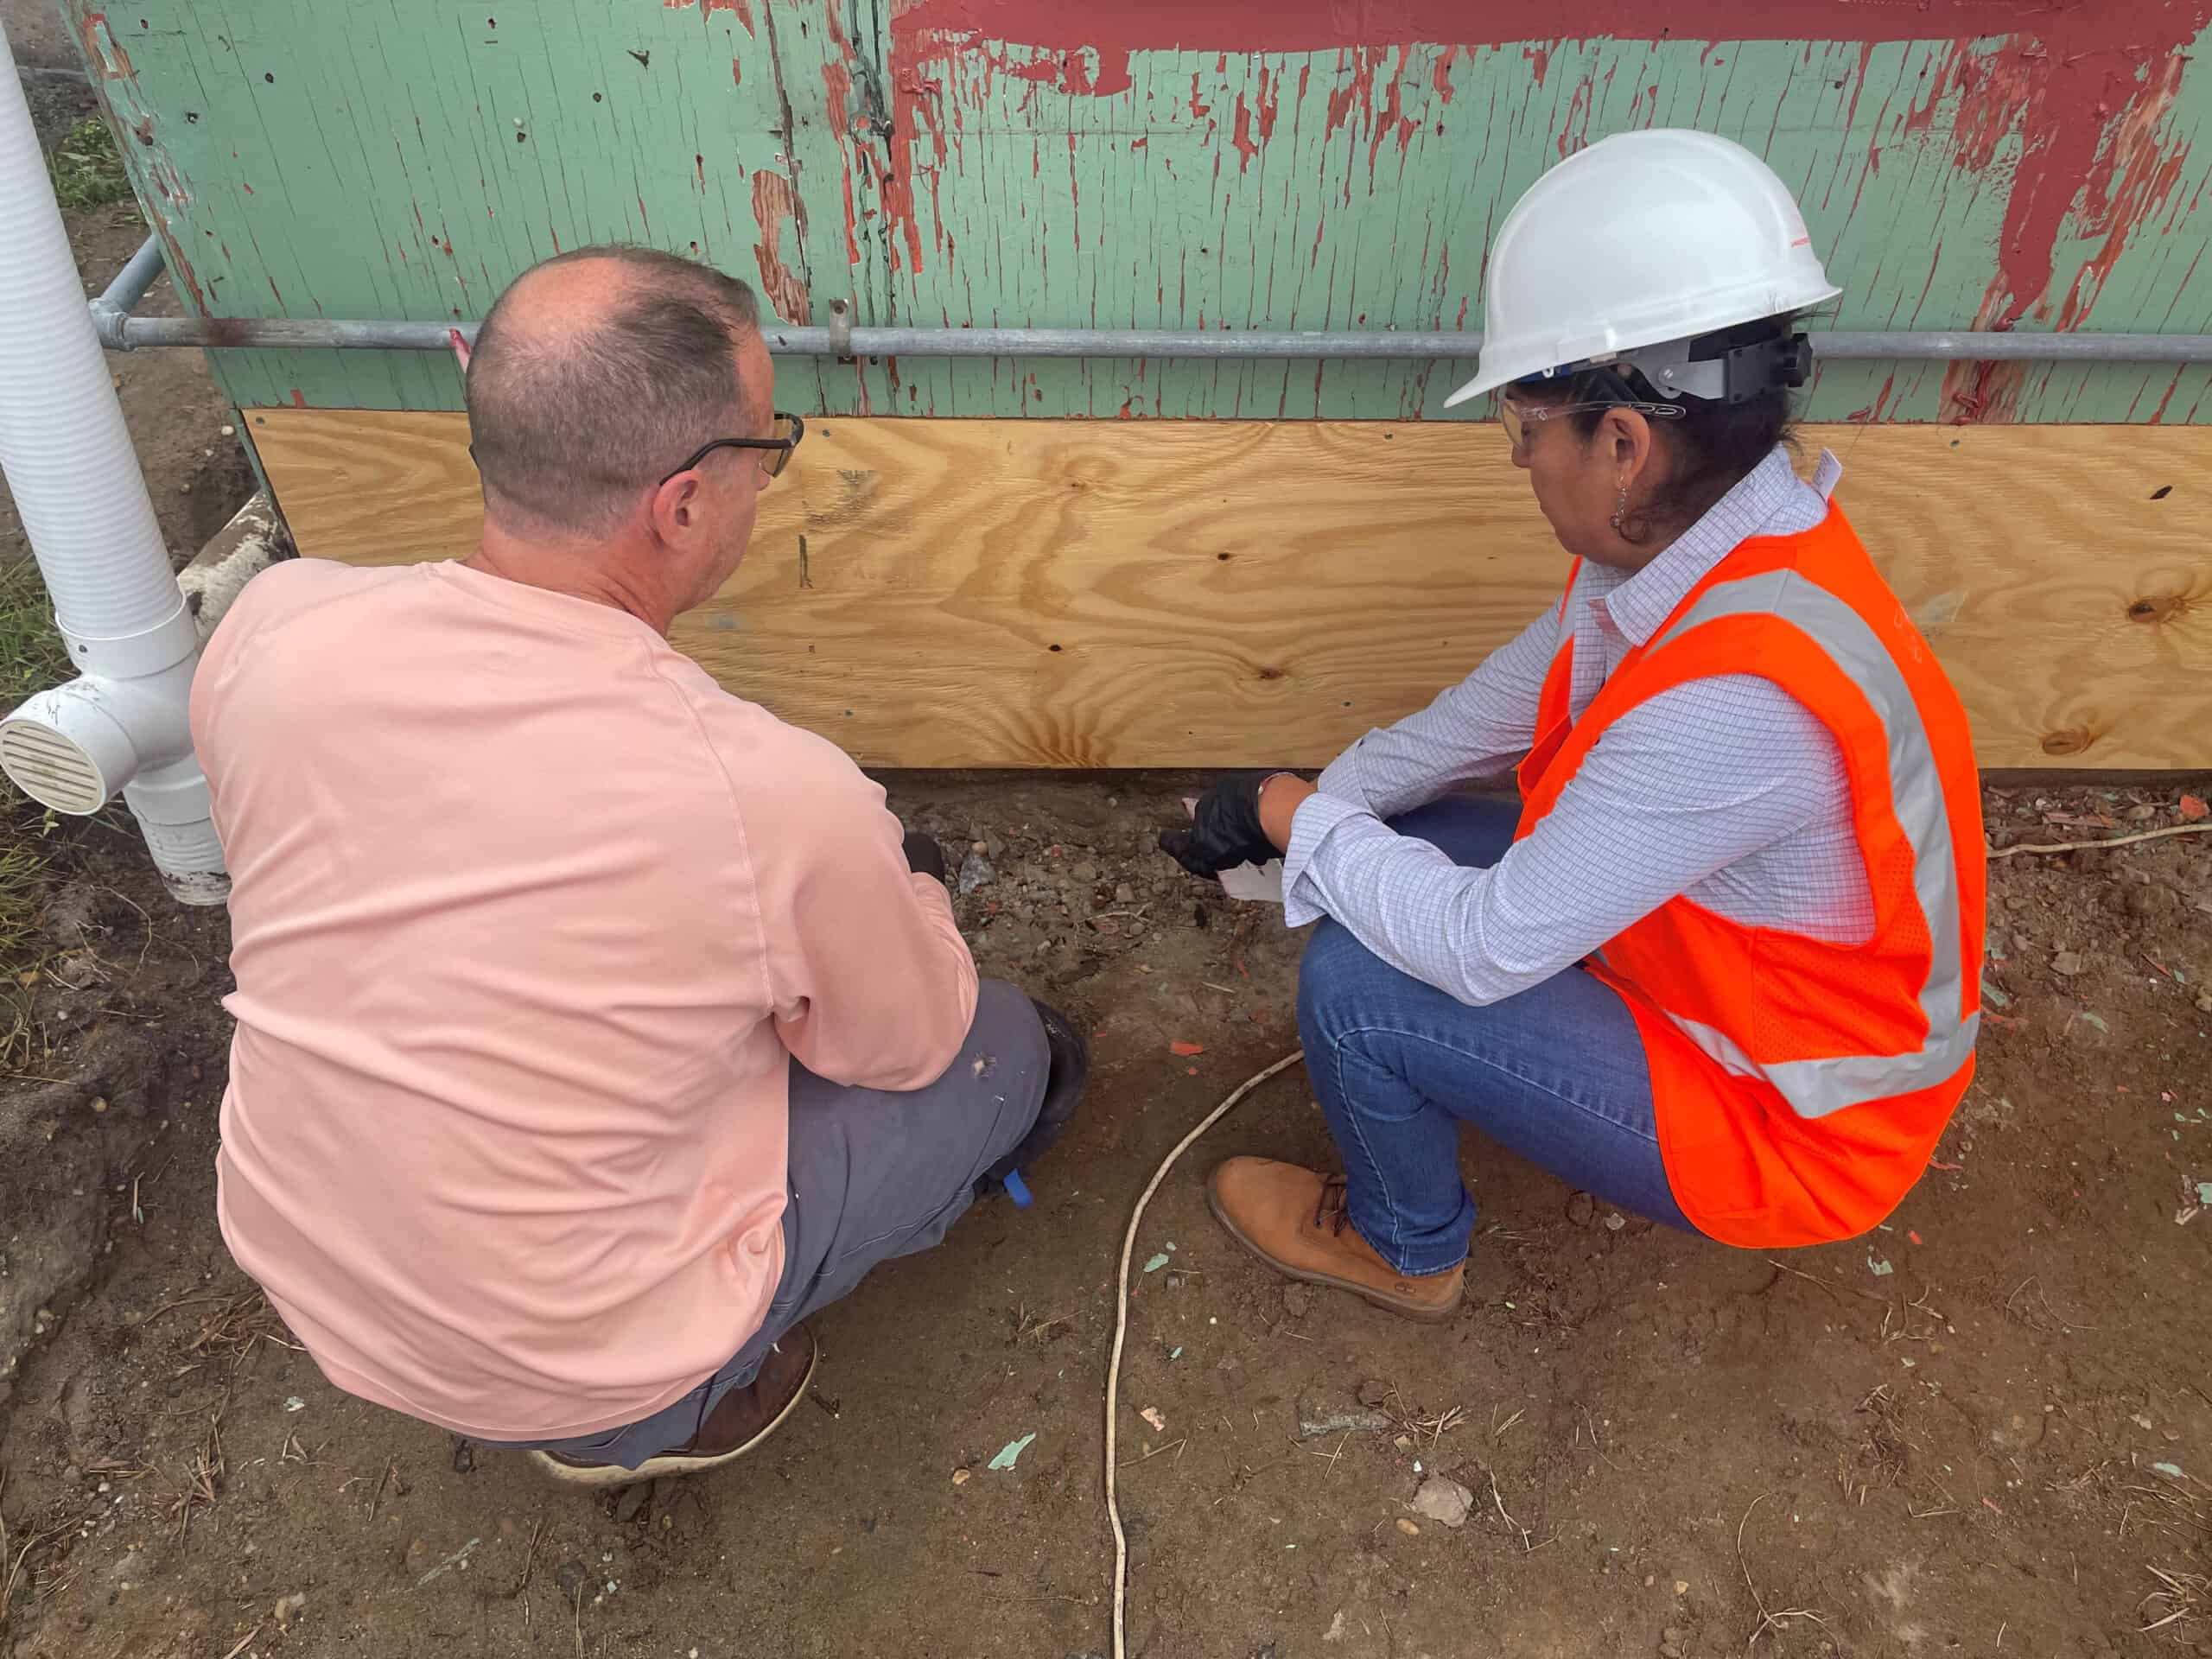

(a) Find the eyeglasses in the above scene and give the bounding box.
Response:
[1499,397,1681,451]
[659,411,806,486]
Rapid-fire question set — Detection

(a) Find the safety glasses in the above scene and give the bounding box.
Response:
[1499,397,1681,451]
[659,411,806,486]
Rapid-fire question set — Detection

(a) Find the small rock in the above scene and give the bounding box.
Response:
[2127,803,2159,822]
[273,1592,307,1627]
[1322,1610,1349,1643]
[613,1484,652,1524]
[2051,949,2087,977]
[957,852,997,895]
[1395,1517,1420,1536]
[1115,883,1136,904]
[1410,1474,1473,1529]
[450,1436,474,1474]
[2196,990,2212,1014]
[1356,1378,1390,1408]
[1659,1646,1683,1659]
[1281,1284,1313,1319]
[1662,1630,1688,1647]
[554,1560,587,1604]
[220,423,237,437]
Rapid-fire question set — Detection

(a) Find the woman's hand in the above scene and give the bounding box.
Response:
[1160,772,1309,877]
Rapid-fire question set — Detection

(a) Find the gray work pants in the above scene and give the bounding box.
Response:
[499,978,1048,1471]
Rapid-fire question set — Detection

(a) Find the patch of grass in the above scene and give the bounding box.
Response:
[0,559,68,705]
[46,117,132,211]
[0,559,68,1069]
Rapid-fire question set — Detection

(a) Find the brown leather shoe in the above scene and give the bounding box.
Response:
[530,1322,819,1488]
[1208,1158,1464,1323]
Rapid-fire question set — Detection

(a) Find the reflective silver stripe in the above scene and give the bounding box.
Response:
[1634,569,1976,1120]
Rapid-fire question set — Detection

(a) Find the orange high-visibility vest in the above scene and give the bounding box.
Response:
[1514,506,1985,1247]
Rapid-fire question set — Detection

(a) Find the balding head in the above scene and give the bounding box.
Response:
[466,246,764,536]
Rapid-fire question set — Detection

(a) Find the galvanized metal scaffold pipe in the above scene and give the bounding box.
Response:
[86,233,2212,366]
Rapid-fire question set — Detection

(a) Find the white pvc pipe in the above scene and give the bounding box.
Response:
[0,22,226,904]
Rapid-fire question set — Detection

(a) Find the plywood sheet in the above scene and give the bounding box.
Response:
[246,410,2212,771]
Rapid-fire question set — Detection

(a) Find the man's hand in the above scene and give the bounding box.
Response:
[1160,772,1300,878]
[902,829,949,887]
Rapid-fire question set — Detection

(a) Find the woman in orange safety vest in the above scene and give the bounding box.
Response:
[1163,129,1984,1323]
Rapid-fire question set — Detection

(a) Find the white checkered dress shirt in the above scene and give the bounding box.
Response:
[1281,445,1876,1007]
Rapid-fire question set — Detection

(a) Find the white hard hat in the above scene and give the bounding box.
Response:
[1445,129,1841,409]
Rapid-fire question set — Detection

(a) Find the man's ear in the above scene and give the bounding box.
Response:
[649,471,702,540]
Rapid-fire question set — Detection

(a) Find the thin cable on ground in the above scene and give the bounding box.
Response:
[1104,1048,1305,1659]
[1986,822,2212,859]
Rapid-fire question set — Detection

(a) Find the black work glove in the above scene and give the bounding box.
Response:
[902,829,949,887]
[1159,771,1287,879]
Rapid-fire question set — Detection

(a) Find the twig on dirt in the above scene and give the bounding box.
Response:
[1764,1257,1845,1301]
[1579,1403,1620,1471]
[138,1292,228,1328]
[416,1535,482,1588]
[1492,1405,1528,1440]
[365,1458,397,1527]
[512,1517,544,1633]
[2004,1274,2100,1334]
[1296,1431,1354,1478]
[1737,1491,1830,1652]
[1383,1394,1465,1452]
[99,885,159,977]
[1118,1439,1187,1471]
[219,1625,262,1659]
[168,1413,225,1545]
[1988,822,2212,859]
[1487,1466,1534,1552]
[2140,1564,2210,1632]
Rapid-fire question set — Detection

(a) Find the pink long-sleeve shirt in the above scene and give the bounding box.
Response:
[191,557,978,1441]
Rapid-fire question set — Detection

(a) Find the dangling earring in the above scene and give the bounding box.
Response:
[1609,485,1629,532]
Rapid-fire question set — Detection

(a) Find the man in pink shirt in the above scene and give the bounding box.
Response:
[191,246,1084,1484]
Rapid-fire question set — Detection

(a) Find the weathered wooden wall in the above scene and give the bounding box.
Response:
[68,2,2212,423]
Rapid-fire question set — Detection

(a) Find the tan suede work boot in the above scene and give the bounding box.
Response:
[1207,1158,1464,1322]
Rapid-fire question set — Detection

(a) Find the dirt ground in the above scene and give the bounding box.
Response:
[5,125,2212,1659]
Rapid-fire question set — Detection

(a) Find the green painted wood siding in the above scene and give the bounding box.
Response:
[63,1,2212,422]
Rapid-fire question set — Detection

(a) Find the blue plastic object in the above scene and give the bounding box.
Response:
[1001,1168,1033,1209]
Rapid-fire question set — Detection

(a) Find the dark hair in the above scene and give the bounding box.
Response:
[466,245,762,534]
[1514,313,1801,545]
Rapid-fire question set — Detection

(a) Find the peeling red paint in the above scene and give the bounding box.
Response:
[2055,54,2193,330]
[76,10,134,78]
[750,169,813,324]
[1230,93,1258,171]
[887,0,2211,371]
[289,389,306,409]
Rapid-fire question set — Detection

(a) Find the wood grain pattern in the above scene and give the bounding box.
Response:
[245,409,2212,771]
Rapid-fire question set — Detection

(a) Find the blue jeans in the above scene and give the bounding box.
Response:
[1296,795,1693,1275]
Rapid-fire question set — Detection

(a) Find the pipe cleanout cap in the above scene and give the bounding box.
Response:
[0,681,138,813]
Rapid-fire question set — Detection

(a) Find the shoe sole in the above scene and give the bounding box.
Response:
[526,1341,821,1489]
[1206,1184,1464,1324]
